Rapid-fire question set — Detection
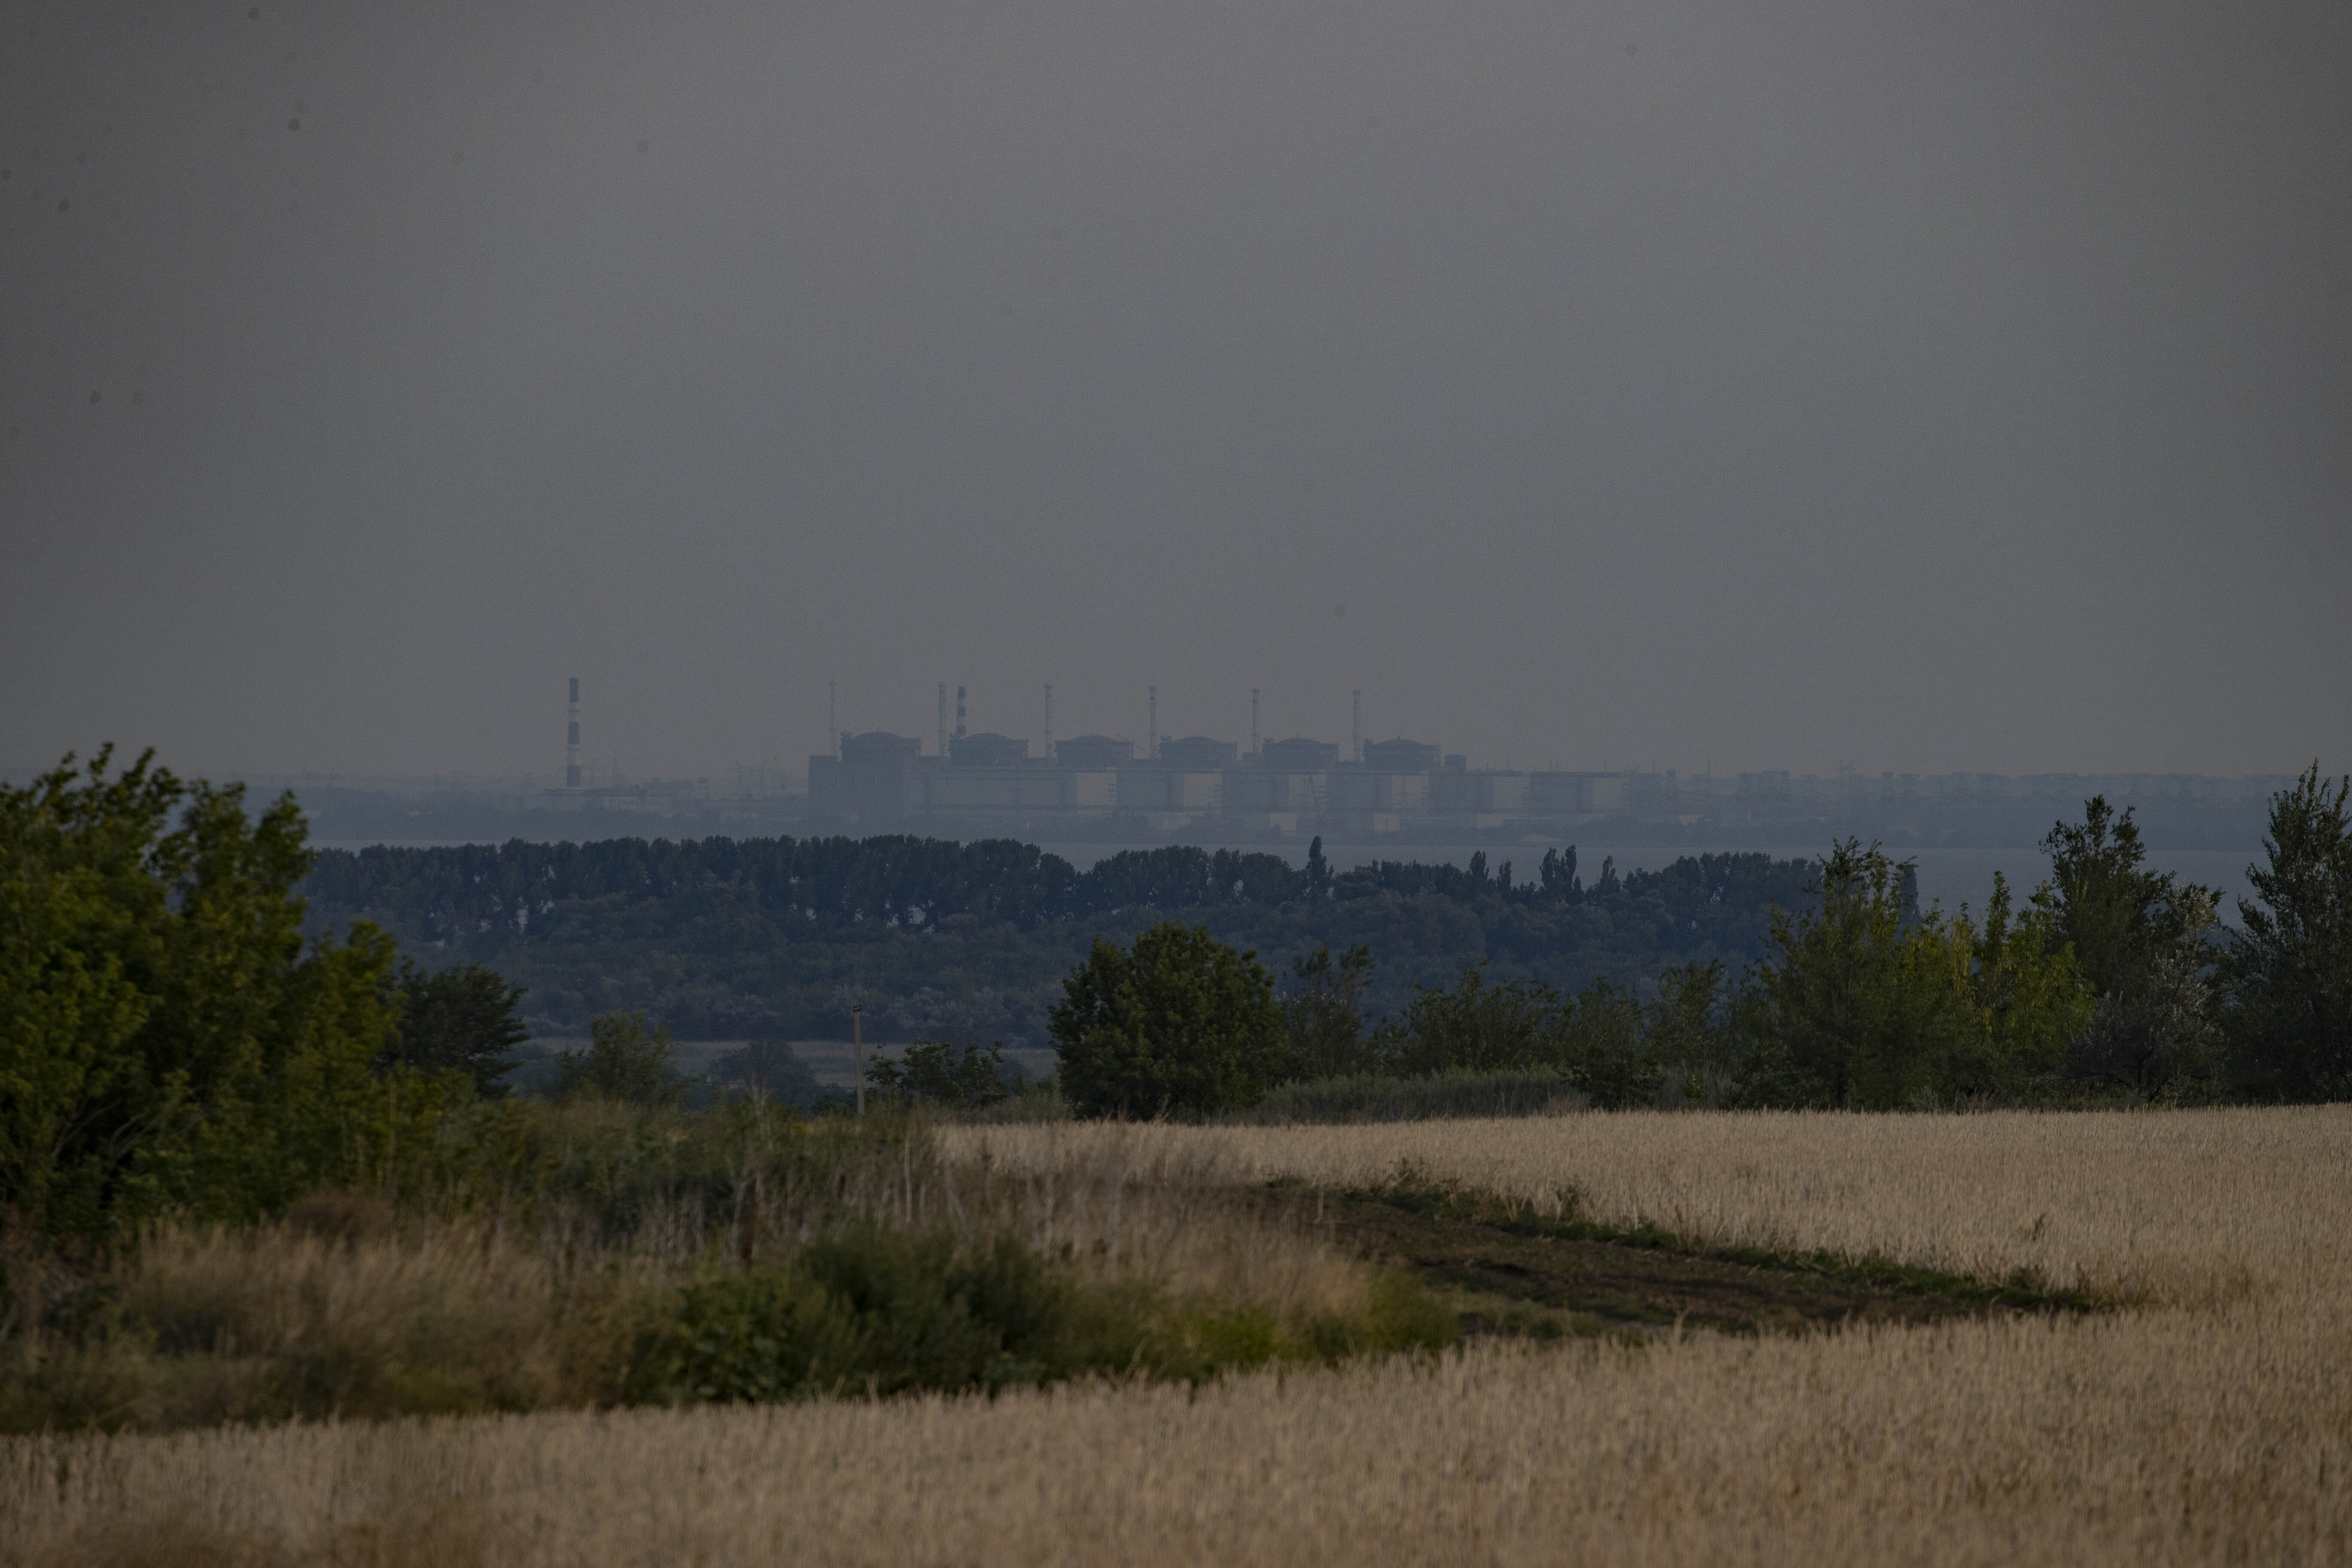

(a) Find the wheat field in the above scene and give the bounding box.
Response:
[946,1106,2352,1303]
[9,1107,2350,1566]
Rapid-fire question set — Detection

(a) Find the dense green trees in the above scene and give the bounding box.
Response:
[1740,845,2089,1109]
[2222,766,2352,1101]
[12,744,2352,1256]
[2041,798,2222,1094]
[299,837,1819,1044]
[0,751,437,1239]
[1050,924,1285,1116]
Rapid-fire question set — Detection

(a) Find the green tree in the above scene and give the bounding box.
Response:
[867,1041,1011,1108]
[1645,960,1734,1106]
[1279,943,1376,1081]
[0,749,409,1239]
[554,1011,685,1107]
[1048,923,1283,1117]
[2043,797,2173,996]
[1916,874,2096,1099]
[383,961,528,1097]
[2042,797,2220,1092]
[1558,976,1658,1109]
[2221,766,2352,1102]
[1744,840,1957,1110]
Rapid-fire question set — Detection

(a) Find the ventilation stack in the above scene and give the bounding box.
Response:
[1250,688,1260,757]
[830,681,840,760]
[1148,686,1158,760]
[1043,684,1054,757]
[956,686,968,740]
[1351,689,1362,763]
[937,683,947,758]
[565,677,582,789]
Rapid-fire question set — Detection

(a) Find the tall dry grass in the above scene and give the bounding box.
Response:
[9,1107,2351,1565]
[2,1138,1402,1431]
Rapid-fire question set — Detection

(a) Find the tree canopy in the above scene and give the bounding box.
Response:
[0,750,435,1239]
[1050,923,1284,1117]
[2222,766,2352,1101]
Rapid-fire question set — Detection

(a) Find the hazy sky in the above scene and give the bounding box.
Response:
[6,1,2347,783]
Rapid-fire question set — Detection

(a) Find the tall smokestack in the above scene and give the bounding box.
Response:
[1351,689,1361,763]
[1250,688,1260,758]
[937,683,947,758]
[565,677,581,789]
[1148,686,1158,759]
[1043,684,1054,758]
[830,681,839,760]
[955,686,967,740]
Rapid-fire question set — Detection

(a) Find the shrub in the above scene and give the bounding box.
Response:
[640,1230,1081,1402]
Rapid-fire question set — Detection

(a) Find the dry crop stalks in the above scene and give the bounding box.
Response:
[6,1300,2348,1567]
[10,1108,2352,1565]
[941,1106,2352,1304]
[943,1138,1387,1328]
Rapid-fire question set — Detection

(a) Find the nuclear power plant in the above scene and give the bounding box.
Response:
[547,677,2273,843]
[803,683,1644,837]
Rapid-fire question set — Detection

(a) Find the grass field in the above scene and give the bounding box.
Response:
[8,1107,2349,1566]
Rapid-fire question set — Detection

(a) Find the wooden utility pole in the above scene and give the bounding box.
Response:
[851,1004,865,1117]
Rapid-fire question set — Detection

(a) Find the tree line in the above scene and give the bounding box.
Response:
[1047,771,2352,1115]
[7,748,2346,1246]
[302,832,1820,1044]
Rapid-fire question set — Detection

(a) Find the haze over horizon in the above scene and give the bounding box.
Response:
[6,2,2347,784]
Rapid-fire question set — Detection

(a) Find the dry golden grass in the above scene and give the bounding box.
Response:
[952,1133,1385,1325]
[945,1106,2352,1304]
[9,1107,2351,1566]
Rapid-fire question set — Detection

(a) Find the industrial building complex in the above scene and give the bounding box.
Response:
[806,725,1651,836]
[787,682,1640,836]
[519,678,2286,845]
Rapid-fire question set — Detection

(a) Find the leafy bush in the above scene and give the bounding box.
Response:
[640,1223,1451,1405]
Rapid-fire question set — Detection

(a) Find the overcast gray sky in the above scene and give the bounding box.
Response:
[5,1,2347,784]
